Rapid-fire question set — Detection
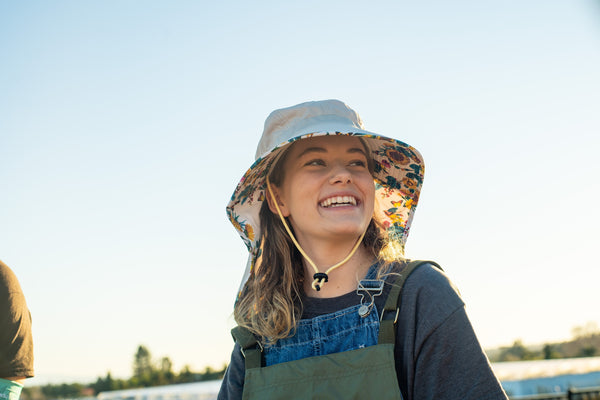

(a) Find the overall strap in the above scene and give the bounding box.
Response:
[231,326,263,370]
[378,260,442,344]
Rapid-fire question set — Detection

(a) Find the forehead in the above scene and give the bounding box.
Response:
[286,135,366,157]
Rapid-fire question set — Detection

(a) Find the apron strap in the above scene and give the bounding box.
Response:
[231,326,263,370]
[378,260,442,344]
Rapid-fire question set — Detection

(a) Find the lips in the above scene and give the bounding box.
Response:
[319,195,358,208]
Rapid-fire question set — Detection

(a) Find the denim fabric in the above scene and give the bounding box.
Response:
[264,265,382,367]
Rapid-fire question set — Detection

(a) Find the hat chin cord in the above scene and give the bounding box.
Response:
[266,177,367,292]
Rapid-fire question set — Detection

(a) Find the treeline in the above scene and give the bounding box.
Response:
[22,345,226,400]
[489,322,600,362]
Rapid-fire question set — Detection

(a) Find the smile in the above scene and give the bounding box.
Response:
[319,196,358,208]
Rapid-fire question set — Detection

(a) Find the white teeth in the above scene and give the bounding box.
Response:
[320,196,357,208]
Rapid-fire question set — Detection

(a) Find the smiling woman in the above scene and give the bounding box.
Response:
[266,136,376,294]
[219,100,508,400]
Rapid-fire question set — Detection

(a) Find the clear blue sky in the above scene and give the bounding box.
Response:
[1,0,599,385]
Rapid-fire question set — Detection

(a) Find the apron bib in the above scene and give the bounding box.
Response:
[243,343,401,400]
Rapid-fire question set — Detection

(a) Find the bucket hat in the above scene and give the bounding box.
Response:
[227,99,425,294]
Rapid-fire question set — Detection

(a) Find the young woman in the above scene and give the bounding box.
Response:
[219,100,507,399]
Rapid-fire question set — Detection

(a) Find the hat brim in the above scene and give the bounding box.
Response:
[226,130,424,293]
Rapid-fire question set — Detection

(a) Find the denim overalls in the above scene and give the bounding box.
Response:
[232,260,434,400]
[264,265,382,367]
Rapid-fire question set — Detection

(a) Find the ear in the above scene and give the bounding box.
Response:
[265,184,290,217]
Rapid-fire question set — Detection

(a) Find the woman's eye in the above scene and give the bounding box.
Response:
[305,159,326,166]
[350,160,367,167]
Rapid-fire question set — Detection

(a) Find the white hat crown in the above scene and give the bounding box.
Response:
[255,100,366,160]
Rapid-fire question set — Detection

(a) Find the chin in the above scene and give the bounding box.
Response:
[326,225,368,238]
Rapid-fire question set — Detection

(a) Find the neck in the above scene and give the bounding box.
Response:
[300,241,375,298]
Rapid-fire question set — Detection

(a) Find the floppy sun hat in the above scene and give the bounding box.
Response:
[227,99,425,294]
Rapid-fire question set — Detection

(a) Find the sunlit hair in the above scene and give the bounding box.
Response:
[233,138,406,343]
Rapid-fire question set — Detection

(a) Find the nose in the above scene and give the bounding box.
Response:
[328,164,352,185]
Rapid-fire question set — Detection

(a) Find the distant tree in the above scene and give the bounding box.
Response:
[105,371,114,389]
[92,372,113,394]
[572,322,600,340]
[91,371,129,394]
[571,322,600,358]
[160,356,173,373]
[178,364,196,383]
[199,365,227,381]
[543,344,560,359]
[578,346,597,357]
[153,356,175,385]
[497,340,540,361]
[40,383,84,398]
[133,345,153,385]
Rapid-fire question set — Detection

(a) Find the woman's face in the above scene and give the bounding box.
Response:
[271,136,375,245]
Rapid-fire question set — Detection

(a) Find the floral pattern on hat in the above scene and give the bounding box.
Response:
[227,132,424,259]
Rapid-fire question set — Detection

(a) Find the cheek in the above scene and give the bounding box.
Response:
[366,195,375,216]
[285,172,318,196]
[280,174,312,213]
[363,180,376,215]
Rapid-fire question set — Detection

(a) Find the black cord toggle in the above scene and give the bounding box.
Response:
[312,272,329,291]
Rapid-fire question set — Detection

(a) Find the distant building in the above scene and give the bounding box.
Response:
[492,357,600,397]
[97,380,221,400]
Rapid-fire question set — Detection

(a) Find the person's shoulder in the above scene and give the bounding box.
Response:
[391,260,466,336]
[399,260,464,308]
[0,259,23,295]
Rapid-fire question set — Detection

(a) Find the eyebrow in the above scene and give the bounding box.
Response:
[297,146,367,158]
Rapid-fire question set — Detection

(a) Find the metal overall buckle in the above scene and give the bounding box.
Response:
[356,279,385,317]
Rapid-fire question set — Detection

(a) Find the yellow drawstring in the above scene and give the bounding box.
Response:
[266,177,367,291]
